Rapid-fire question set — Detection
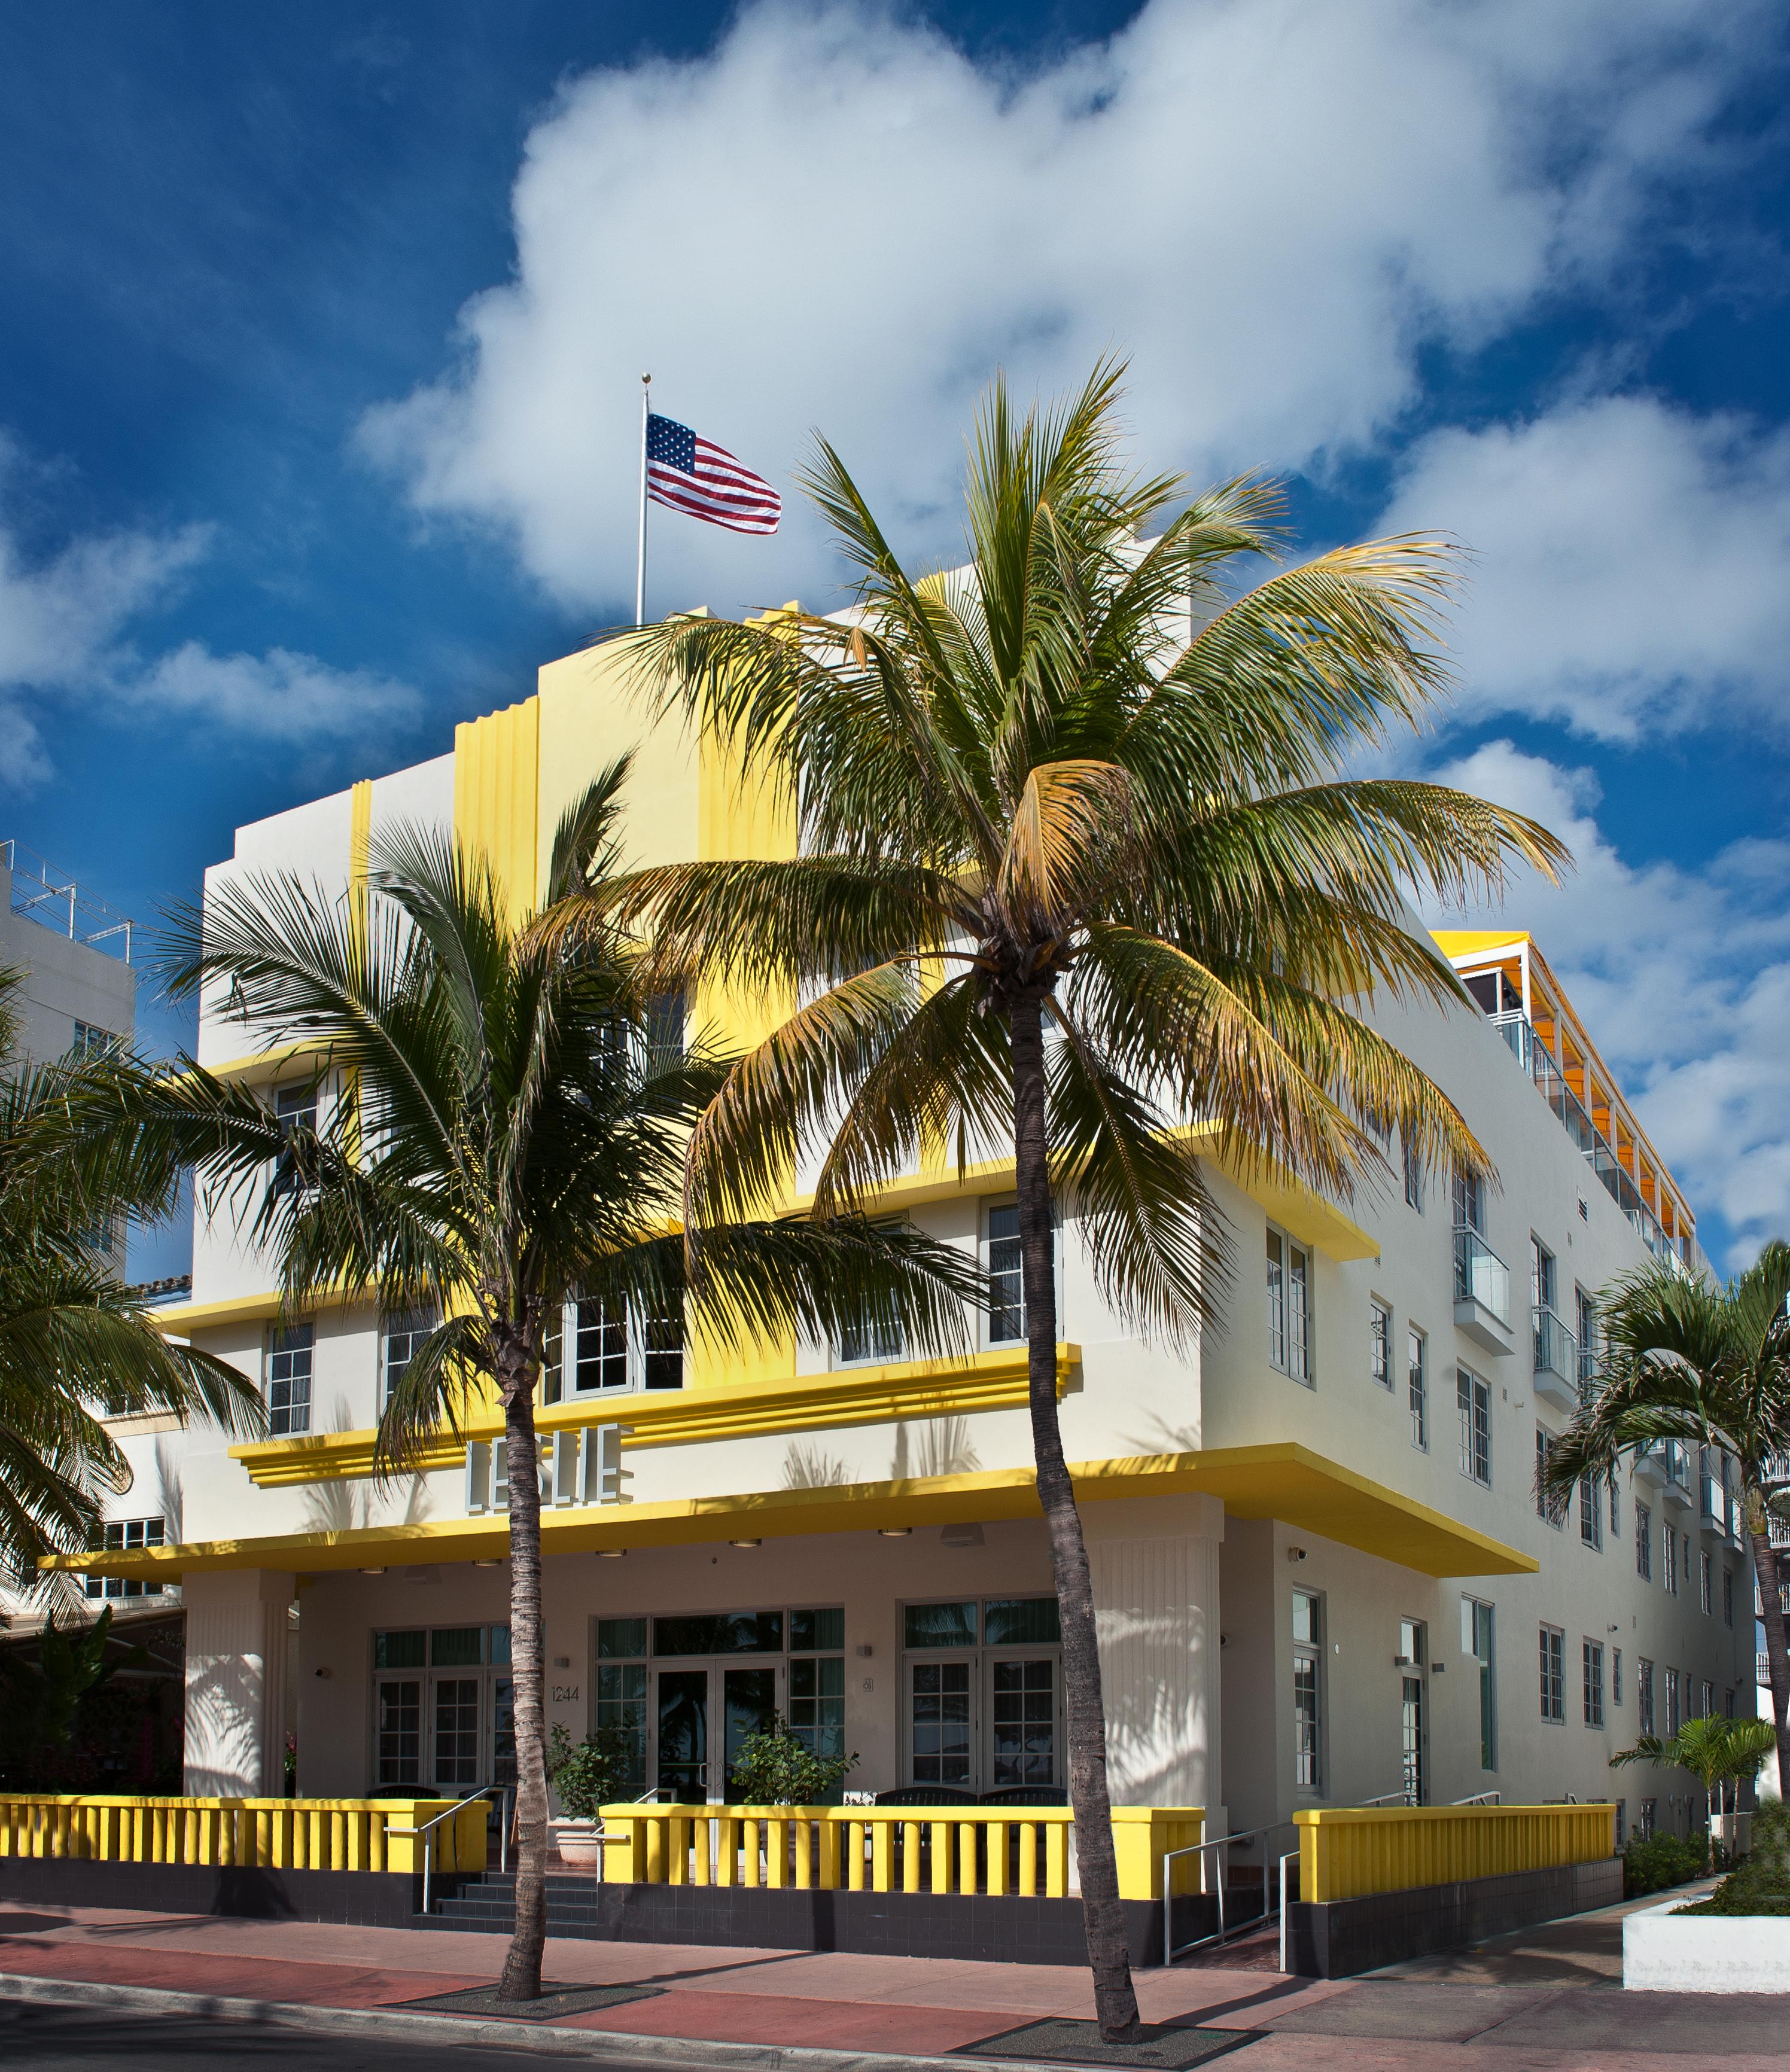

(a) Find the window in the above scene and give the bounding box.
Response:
[1535,1428,1560,1525]
[1267,1229,1312,1384]
[1463,1596,1496,1770]
[543,1291,685,1398]
[1609,1469,1621,1537]
[1539,1625,1565,1723]
[273,1081,319,1196]
[574,1297,629,1392]
[376,1678,421,1785]
[1636,1502,1652,1581]
[1370,1300,1392,1389]
[1666,1666,1681,1736]
[1408,1328,1428,1449]
[647,989,686,1064]
[1577,1287,1598,1390]
[71,1019,118,1059]
[84,1517,166,1599]
[267,1323,313,1436]
[902,1596,1060,1792]
[596,1661,648,1790]
[1583,1640,1605,1729]
[911,1662,973,1784]
[1613,1647,1624,1707]
[987,1202,1027,1345]
[1458,1369,1490,1486]
[1700,1549,1713,1616]
[1637,1657,1655,1735]
[1293,1589,1323,1791]
[1640,1798,1657,1839]
[1663,1522,1679,1595]
[1615,1799,1627,1848]
[1403,1133,1423,1211]
[382,1309,436,1409]
[643,1294,685,1390]
[1725,1568,1735,1629]
[789,1611,847,1779]
[1532,1238,1557,1314]
[1580,1476,1603,1550]
[1453,1166,1485,1236]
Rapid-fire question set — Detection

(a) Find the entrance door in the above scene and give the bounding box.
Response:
[722,1667,778,1797]
[988,1657,1058,1788]
[908,1657,976,1790]
[1399,1618,1427,1804]
[657,1668,710,1801]
[432,1675,483,1790]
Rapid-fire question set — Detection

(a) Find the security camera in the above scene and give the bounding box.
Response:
[1286,1546,1307,1562]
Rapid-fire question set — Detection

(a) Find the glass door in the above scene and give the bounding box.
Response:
[657,1668,710,1801]
[908,1657,976,1790]
[722,1667,778,1797]
[432,1675,483,1790]
[988,1657,1058,1788]
[1399,1618,1427,1804]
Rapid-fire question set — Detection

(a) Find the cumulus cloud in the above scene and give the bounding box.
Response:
[0,452,421,779]
[1380,397,1790,741]
[361,0,1757,612]
[1424,739,1790,1266]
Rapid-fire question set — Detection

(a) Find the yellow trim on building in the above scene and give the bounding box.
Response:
[53,1440,1537,1582]
[454,694,541,920]
[227,1344,1077,1487]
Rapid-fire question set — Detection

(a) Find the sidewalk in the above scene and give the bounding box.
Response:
[2,1888,1786,2068]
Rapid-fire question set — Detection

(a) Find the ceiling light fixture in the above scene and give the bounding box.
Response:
[877,1527,912,1538]
[360,1567,386,1576]
[729,1538,762,1549]
[596,1547,627,1559]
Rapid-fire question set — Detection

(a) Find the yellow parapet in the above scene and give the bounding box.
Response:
[0,1796,484,1876]
[1295,1803,1617,1905]
[597,1802,1202,1901]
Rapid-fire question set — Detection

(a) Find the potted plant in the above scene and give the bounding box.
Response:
[547,1723,634,1868]
[728,1713,858,1806]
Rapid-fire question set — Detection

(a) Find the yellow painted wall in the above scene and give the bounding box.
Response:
[453,697,541,920]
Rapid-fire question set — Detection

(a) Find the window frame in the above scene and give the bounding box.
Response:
[1369,1299,1393,1390]
[1292,1587,1325,1795]
[1266,1224,1314,1387]
[1539,1623,1565,1724]
[1583,1638,1605,1729]
[266,1321,315,1437]
[1408,1326,1428,1450]
[1457,1367,1491,1488]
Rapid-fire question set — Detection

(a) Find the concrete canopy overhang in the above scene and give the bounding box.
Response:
[49,1443,1536,1585]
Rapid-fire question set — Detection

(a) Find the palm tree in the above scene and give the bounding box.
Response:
[1543,1245,1790,1789]
[0,971,262,1582]
[150,763,978,2003]
[597,362,1567,2040]
[1611,1715,1777,1857]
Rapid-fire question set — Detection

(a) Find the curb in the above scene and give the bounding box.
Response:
[0,1970,1069,2072]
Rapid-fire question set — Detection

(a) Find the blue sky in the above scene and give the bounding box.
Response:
[1,2,1786,1280]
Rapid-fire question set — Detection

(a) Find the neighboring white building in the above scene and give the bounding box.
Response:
[66,643,1751,1844]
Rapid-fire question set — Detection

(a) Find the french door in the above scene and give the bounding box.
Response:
[904,1653,1061,1793]
[375,1671,513,1791]
[652,1662,783,1801]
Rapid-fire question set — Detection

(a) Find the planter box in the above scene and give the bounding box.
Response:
[1625,1896,1790,1992]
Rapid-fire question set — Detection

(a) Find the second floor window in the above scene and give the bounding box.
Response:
[1636,1502,1652,1580]
[273,1082,319,1196]
[987,1202,1025,1345]
[1539,1625,1564,1722]
[1267,1228,1311,1384]
[267,1323,313,1436]
[1580,1477,1602,1550]
[1403,1133,1423,1211]
[1637,1656,1655,1735]
[543,1294,687,1398]
[1453,1166,1485,1237]
[1458,1369,1491,1486]
[382,1309,436,1409]
[86,1516,166,1599]
[1584,1640,1605,1728]
[1408,1328,1427,1449]
[1370,1300,1392,1388]
[1663,1522,1679,1596]
[1665,1665,1681,1736]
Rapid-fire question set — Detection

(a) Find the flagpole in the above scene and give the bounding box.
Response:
[635,371,652,627]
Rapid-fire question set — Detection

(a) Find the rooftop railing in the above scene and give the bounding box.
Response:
[1488,1010,1707,1279]
[0,839,135,965]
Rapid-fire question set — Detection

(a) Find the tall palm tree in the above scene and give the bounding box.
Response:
[150,763,978,2002]
[0,971,262,1581]
[595,363,1567,2040]
[1544,1244,1790,1788]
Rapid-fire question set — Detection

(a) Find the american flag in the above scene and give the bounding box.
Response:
[646,413,781,535]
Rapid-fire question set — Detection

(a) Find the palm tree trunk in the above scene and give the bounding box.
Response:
[1009,989,1141,2046]
[497,1327,548,2001]
[1748,1513,1790,1797]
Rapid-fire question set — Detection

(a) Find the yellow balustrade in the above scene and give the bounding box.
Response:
[0,1796,485,1876]
[596,1803,1201,1901]
[1295,1803,1617,1905]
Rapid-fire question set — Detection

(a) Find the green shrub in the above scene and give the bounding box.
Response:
[727,1713,858,1805]
[547,1723,636,1821]
[1681,1799,1790,1917]
[1622,1830,1706,1898]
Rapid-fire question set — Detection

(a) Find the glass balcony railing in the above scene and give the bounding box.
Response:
[1533,1306,1579,1391]
[1488,1010,1709,1279]
[1700,1473,1725,1524]
[1454,1226,1511,1326]
[1663,1438,1691,1492]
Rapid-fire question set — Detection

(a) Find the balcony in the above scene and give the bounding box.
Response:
[1765,1453,1790,1489]
[1453,1226,1514,1355]
[1532,1306,1581,1412]
[1661,1439,1694,1512]
[1631,1441,1669,1489]
[1488,1011,1710,1280]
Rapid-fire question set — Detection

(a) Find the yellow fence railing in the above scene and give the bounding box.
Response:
[0,1796,486,1876]
[1295,1803,1616,1904]
[597,1803,1203,1900]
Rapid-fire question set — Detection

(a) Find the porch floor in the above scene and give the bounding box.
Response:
[1,1883,1778,2068]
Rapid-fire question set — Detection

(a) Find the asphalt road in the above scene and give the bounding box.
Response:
[0,1998,686,2070]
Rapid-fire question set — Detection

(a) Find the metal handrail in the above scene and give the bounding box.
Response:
[1453,1790,1500,1805]
[1163,1818,1299,1964]
[1277,1848,1299,1973]
[1357,1790,1417,1807]
[388,1787,493,1915]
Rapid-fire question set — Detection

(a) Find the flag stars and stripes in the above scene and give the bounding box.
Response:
[645,414,781,535]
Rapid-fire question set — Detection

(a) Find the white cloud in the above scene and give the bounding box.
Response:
[361,0,1756,613]
[129,643,420,742]
[0,450,421,778]
[1425,739,1790,1266]
[1380,397,1790,741]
